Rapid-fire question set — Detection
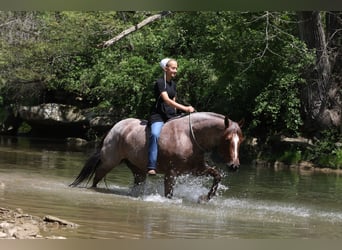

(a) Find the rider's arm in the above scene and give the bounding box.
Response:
[160,92,194,113]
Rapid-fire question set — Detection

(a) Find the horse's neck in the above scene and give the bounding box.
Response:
[192,117,224,148]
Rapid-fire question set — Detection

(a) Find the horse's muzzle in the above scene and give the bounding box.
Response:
[226,163,239,172]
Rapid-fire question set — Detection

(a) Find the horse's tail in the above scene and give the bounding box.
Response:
[69,133,107,187]
[69,151,101,187]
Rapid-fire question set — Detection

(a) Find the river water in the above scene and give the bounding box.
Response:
[1,136,342,239]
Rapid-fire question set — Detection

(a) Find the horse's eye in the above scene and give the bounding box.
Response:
[225,134,232,140]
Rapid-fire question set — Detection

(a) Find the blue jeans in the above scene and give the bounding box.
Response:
[147,121,164,170]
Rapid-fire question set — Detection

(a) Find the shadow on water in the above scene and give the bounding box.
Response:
[1,136,342,239]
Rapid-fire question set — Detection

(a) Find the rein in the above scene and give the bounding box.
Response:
[188,113,208,152]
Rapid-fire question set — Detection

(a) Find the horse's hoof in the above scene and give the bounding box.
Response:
[197,194,209,204]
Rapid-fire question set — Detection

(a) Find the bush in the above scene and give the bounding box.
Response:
[307,130,342,169]
[279,150,302,165]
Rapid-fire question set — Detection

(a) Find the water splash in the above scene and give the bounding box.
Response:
[124,174,342,226]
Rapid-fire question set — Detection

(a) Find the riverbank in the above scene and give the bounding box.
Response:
[0,206,78,239]
[254,159,342,175]
[244,135,342,173]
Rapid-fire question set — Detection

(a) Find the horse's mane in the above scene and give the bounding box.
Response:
[179,112,242,134]
[170,112,225,123]
[193,112,225,120]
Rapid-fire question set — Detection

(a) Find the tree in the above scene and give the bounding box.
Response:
[0,11,334,140]
[297,11,342,134]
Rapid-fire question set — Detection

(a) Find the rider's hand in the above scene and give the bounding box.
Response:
[187,106,195,113]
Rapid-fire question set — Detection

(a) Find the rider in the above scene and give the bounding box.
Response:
[147,58,195,175]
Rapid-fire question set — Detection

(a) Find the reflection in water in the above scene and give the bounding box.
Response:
[1,136,342,239]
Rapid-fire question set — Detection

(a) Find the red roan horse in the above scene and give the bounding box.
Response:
[70,112,243,202]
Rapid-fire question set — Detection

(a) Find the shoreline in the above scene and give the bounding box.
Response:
[254,159,342,175]
[0,206,78,239]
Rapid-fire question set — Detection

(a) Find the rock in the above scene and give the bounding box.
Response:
[6,227,17,238]
[0,231,8,238]
[18,103,87,125]
[7,103,116,138]
[43,215,79,228]
[1,103,119,138]
[0,207,77,239]
[66,137,88,146]
[89,116,114,131]
[0,222,11,228]
[13,223,40,239]
[15,103,88,138]
[15,208,23,214]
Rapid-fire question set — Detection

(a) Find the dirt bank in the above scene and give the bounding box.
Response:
[0,207,78,239]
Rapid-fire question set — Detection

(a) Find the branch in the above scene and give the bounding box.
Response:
[98,11,171,48]
[0,19,17,28]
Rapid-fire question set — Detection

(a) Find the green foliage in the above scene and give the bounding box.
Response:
[333,149,342,169]
[18,122,32,134]
[252,40,314,136]
[91,55,155,118]
[278,150,302,165]
[176,57,218,111]
[0,11,319,136]
[307,130,342,169]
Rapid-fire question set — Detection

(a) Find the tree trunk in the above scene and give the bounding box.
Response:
[297,11,341,134]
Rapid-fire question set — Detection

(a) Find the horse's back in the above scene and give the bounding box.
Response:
[106,117,146,135]
[101,118,149,167]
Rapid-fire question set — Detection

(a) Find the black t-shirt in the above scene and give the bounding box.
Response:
[150,76,177,123]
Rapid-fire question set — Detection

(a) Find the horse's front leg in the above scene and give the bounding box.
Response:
[198,166,222,203]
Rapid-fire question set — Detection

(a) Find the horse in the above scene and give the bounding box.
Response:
[70,112,243,202]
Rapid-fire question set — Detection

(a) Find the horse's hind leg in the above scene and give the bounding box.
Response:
[164,168,177,199]
[92,158,120,187]
[126,161,147,186]
[92,164,110,187]
[126,161,147,197]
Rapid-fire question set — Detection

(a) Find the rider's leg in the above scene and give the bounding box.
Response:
[147,121,164,175]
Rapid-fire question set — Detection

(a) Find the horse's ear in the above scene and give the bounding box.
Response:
[224,116,230,127]
[238,118,245,128]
